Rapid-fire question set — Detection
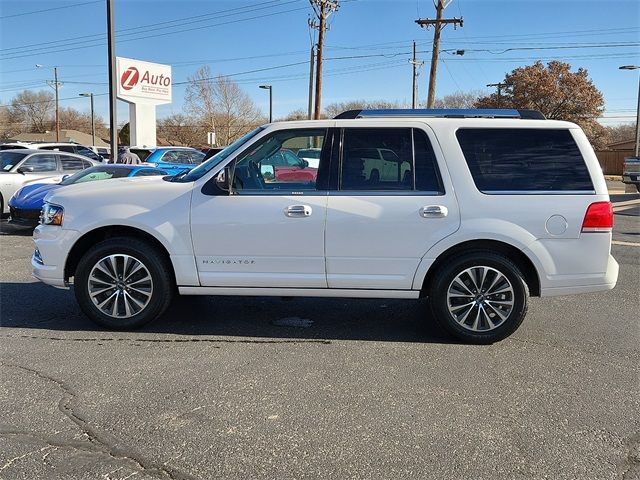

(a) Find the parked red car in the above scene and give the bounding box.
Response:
[262,149,317,183]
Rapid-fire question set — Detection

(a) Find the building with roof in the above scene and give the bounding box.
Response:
[9,129,109,147]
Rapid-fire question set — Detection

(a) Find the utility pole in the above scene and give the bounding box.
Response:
[409,41,424,109]
[37,64,61,141]
[416,0,463,108]
[107,0,118,156]
[307,44,315,120]
[309,0,339,120]
[53,67,60,141]
[486,82,507,107]
[79,93,95,146]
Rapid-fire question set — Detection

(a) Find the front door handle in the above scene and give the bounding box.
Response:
[285,205,312,217]
[420,205,448,218]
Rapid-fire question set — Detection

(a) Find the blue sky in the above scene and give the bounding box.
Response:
[0,0,638,127]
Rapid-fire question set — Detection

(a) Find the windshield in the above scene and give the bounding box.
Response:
[0,151,28,171]
[178,127,265,182]
[60,166,133,185]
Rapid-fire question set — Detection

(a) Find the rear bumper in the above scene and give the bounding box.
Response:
[540,254,619,296]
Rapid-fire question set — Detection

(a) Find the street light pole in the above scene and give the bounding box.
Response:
[619,65,640,157]
[107,0,118,156]
[259,85,273,123]
[79,93,95,147]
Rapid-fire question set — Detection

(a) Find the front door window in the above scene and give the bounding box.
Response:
[232,129,325,192]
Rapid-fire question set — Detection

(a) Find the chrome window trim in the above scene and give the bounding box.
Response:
[230,189,445,197]
[328,190,445,197]
[477,190,596,195]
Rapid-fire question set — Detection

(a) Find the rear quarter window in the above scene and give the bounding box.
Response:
[456,128,594,193]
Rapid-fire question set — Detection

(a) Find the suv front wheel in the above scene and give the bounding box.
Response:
[74,237,174,329]
[429,252,529,344]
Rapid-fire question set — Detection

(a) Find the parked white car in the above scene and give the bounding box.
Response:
[0,142,104,162]
[32,109,618,343]
[0,149,100,214]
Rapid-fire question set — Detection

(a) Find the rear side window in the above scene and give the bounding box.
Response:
[60,155,85,171]
[339,128,443,193]
[456,128,593,192]
[22,154,58,172]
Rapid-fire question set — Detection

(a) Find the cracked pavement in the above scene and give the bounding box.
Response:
[0,211,638,480]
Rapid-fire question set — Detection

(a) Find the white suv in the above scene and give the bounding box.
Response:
[32,109,619,343]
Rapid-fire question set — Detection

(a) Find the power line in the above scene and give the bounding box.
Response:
[0,4,309,61]
[0,0,101,20]
[0,0,289,53]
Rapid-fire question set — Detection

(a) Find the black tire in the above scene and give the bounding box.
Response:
[428,251,529,344]
[74,237,174,329]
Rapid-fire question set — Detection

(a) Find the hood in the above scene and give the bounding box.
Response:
[44,175,195,230]
[10,183,62,209]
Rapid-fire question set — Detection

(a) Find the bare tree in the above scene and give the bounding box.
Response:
[58,106,108,138]
[214,76,264,145]
[157,113,204,146]
[432,90,482,109]
[323,99,406,119]
[280,108,308,121]
[184,67,265,146]
[8,90,54,133]
[605,122,637,145]
[0,104,20,139]
[185,66,218,135]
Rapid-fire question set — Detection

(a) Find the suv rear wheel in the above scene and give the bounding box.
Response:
[429,251,529,344]
[74,237,174,329]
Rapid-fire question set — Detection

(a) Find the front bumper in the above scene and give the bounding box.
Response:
[31,225,79,289]
[622,173,640,185]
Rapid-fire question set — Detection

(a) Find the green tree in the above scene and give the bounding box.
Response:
[475,61,607,148]
[118,123,130,145]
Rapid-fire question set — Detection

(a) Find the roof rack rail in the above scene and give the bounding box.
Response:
[334,108,546,120]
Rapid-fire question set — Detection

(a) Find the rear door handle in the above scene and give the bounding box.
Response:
[420,205,448,218]
[285,205,312,217]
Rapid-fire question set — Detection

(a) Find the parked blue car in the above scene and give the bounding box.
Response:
[8,164,167,227]
[130,147,205,175]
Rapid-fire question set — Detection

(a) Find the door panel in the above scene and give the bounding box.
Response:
[190,127,331,288]
[325,194,459,289]
[191,194,327,287]
[325,125,460,290]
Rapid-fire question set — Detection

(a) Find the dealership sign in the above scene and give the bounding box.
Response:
[116,57,172,104]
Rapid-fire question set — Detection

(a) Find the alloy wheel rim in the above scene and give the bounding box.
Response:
[87,254,153,319]
[446,266,514,332]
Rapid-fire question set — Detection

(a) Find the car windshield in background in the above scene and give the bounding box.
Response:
[179,127,265,182]
[60,166,133,185]
[161,150,205,164]
[298,148,321,159]
[0,151,28,171]
[130,149,153,161]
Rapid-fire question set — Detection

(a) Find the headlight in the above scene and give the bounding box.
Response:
[40,203,64,226]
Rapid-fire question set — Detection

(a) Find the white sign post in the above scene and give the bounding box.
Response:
[116,57,172,148]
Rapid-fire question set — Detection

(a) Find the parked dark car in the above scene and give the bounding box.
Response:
[622,156,640,192]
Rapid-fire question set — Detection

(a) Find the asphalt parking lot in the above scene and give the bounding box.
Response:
[0,194,638,480]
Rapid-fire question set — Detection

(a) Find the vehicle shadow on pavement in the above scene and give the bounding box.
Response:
[0,282,458,344]
[0,221,33,236]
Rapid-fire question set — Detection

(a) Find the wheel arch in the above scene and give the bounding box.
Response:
[419,239,541,297]
[64,225,175,283]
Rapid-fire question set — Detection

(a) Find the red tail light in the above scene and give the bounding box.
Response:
[582,202,613,232]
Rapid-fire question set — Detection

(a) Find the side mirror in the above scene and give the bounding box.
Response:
[17,165,34,174]
[61,174,70,181]
[301,159,309,168]
[215,167,230,192]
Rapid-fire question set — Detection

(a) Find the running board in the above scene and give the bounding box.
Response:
[178,287,420,299]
